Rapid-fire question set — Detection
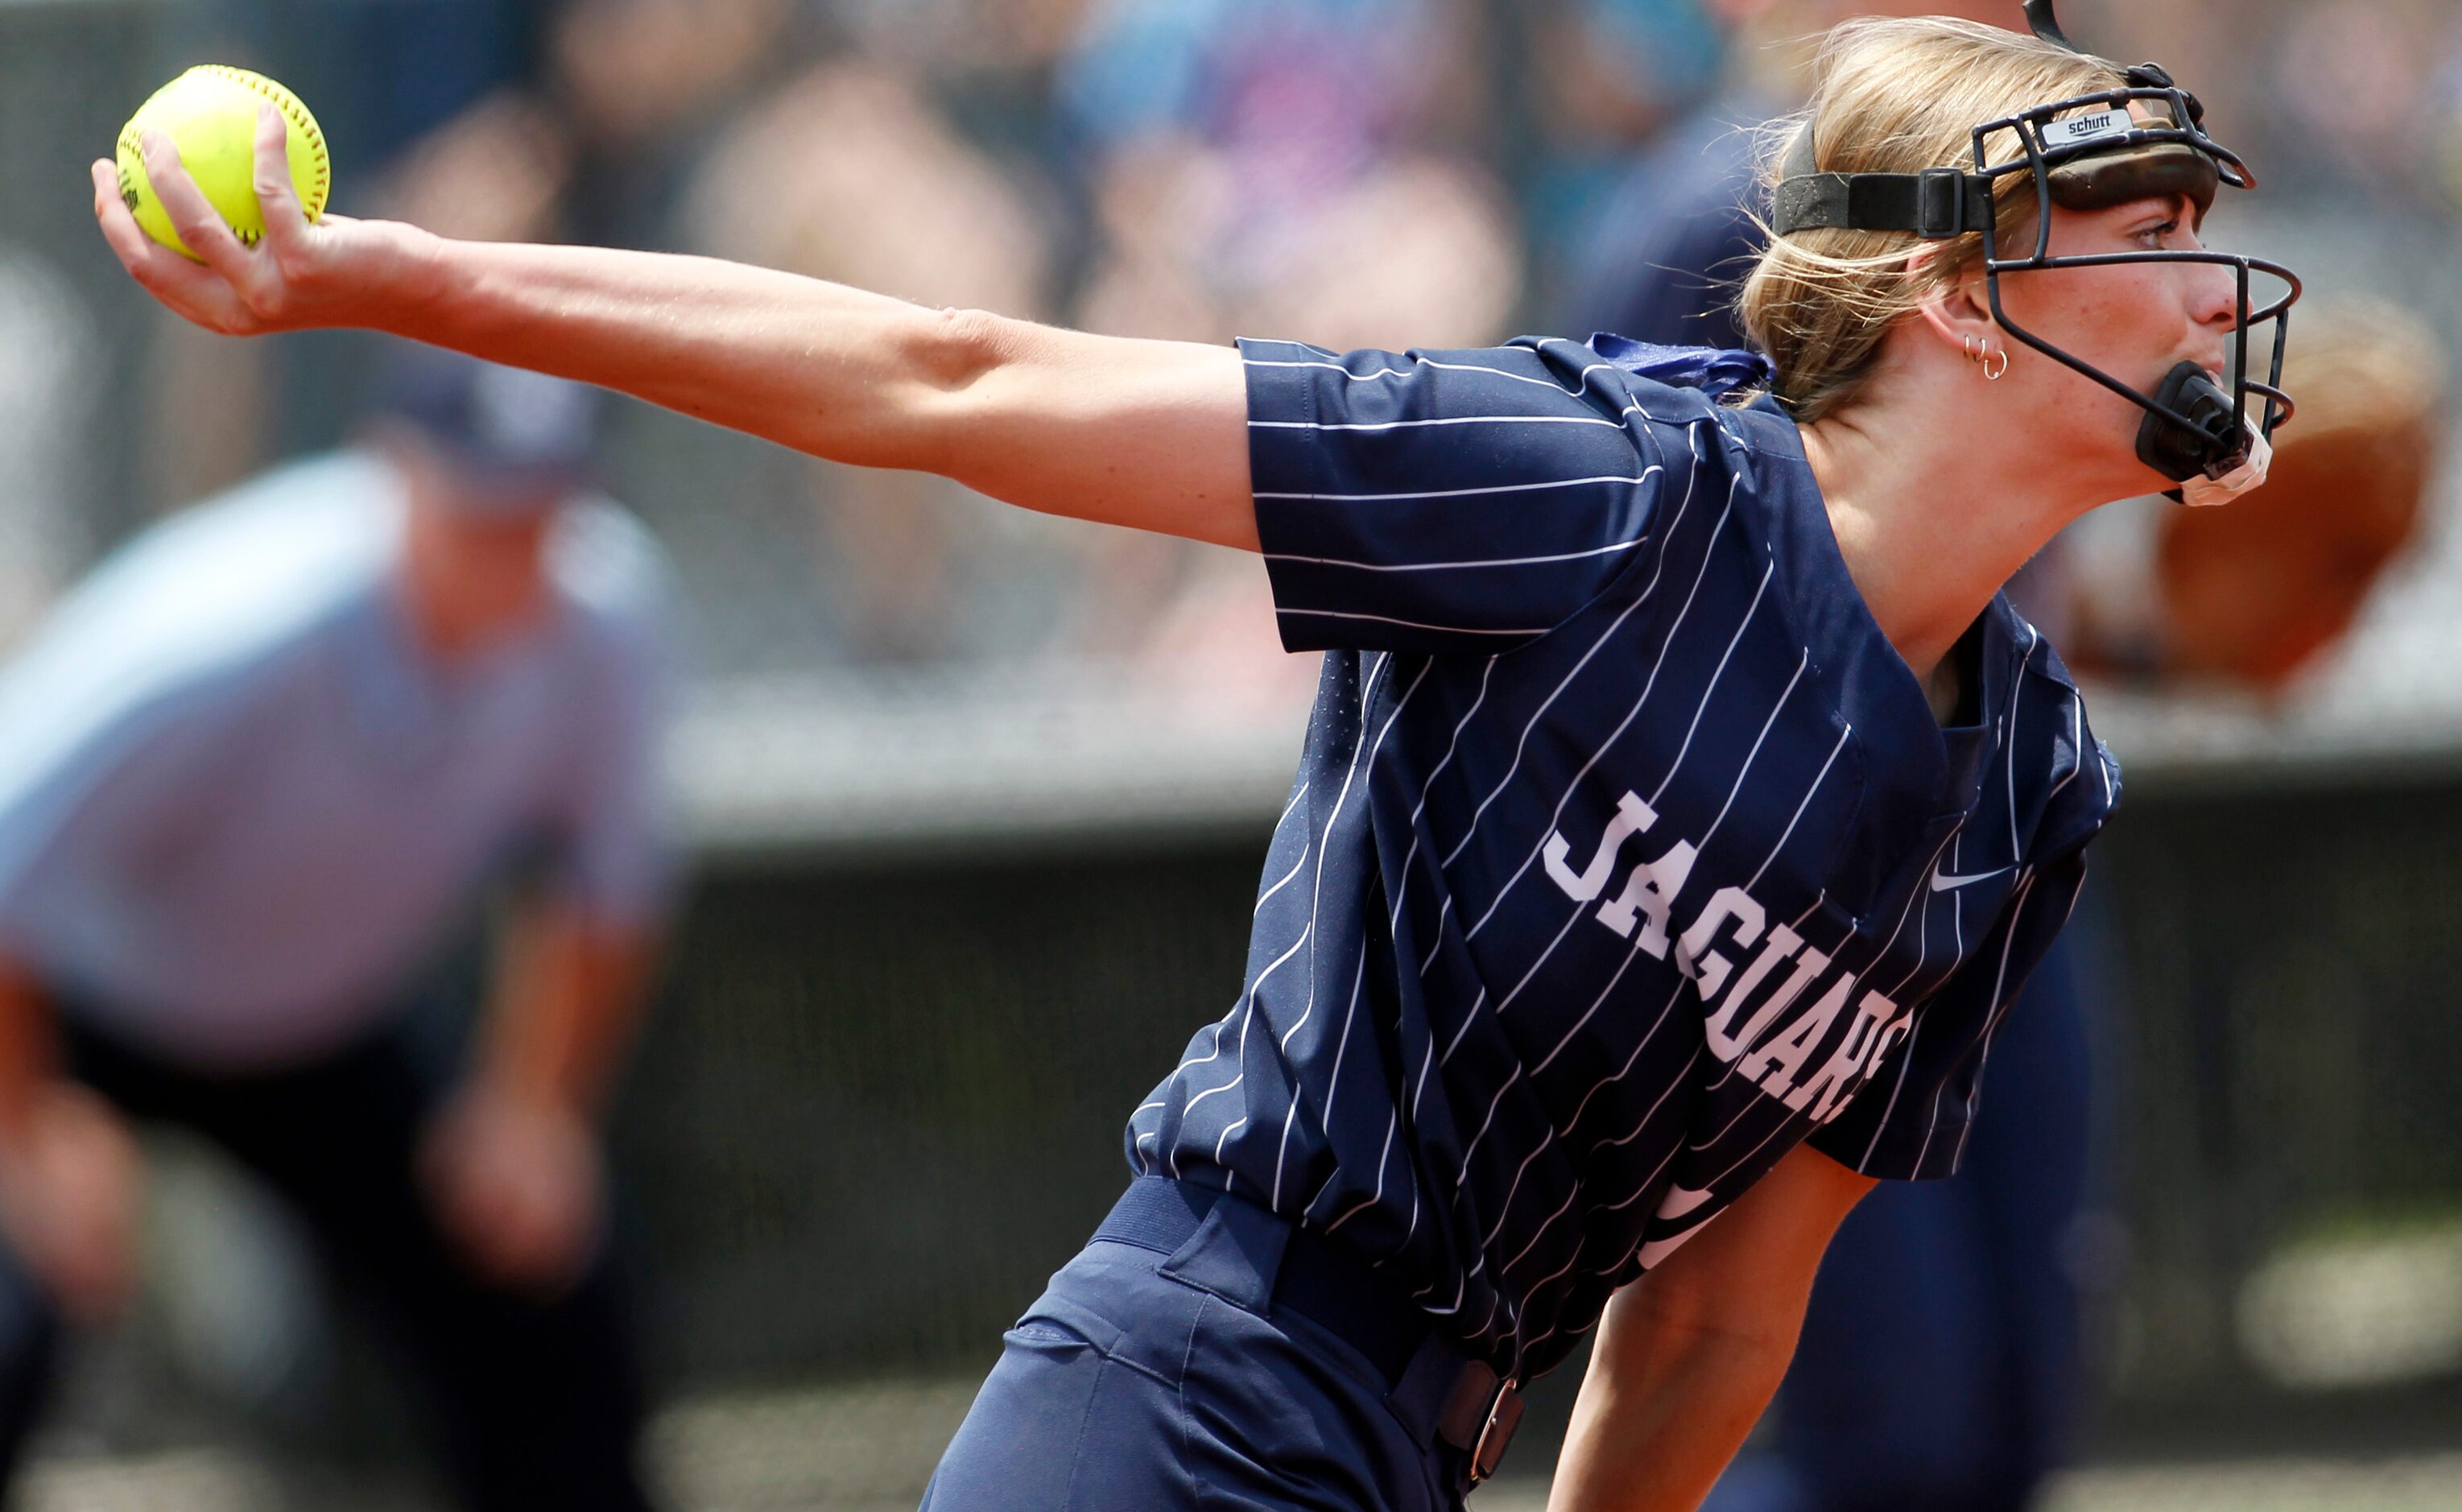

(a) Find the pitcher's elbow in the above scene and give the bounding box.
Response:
[914,305,1016,393]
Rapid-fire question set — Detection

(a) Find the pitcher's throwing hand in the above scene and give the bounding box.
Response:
[93,101,418,337]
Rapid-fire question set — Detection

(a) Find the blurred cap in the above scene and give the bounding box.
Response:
[375,346,600,510]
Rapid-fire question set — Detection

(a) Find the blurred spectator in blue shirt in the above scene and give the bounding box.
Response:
[0,350,676,1511]
[1044,0,1518,713]
[1523,0,1732,324]
[1058,0,1515,352]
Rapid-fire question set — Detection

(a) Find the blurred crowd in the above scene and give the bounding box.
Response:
[38,0,2451,700]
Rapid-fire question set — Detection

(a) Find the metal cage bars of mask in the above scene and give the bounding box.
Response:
[1971,86,2301,477]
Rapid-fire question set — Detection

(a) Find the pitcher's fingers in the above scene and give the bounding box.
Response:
[89,159,154,267]
[90,158,185,273]
[140,130,253,279]
[250,101,311,250]
[90,159,246,320]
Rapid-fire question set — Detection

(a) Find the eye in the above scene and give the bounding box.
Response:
[2134,216,2182,247]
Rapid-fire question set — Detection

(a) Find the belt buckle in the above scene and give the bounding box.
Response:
[1467,1378,1524,1486]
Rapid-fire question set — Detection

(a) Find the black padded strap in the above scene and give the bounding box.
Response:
[2024,0,2073,49]
[1772,167,1994,240]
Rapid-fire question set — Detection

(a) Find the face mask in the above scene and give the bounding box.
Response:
[2179,417,2273,509]
[1770,0,2302,482]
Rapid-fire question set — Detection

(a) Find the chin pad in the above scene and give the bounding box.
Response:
[2138,361,2246,482]
[2049,142,2220,218]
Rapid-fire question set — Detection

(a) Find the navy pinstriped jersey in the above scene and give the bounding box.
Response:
[1126,335,2119,1381]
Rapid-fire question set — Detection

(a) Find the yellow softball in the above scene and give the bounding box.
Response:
[114,65,329,262]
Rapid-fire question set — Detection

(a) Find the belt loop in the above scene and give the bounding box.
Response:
[1389,1332,1469,1445]
[1154,1190,1291,1312]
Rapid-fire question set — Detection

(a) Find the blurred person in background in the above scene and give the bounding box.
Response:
[369,0,800,256]
[682,7,1082,666]
[1553,6,2106,1511]
[1522,0,1732,322]
[2266,0,2453,208]
[1059,0,1514,353]
[387,0,1113,670]
[1555,0,2005,350]
[1051,0,1519,708]
[0,349,675,1510]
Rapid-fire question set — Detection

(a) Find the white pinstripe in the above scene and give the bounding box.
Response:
[1448,1064,1526,1172]
[1940,868,2044,1170]
[1745,725,1852,892]
[1394,1017,1442,1251]
[1434,422,1714,882]
[1261,655,1418,1204]
[1435,985,1489,1070]
[2009,626,2039,860]
[1244,350,1624,402]
[1256,473,1657,505]
[1265,532,1654,575]
[1849,634,2043,1171]
[1522,640,1803,1081]
[1457,461,1737,931]
[1272,948,1366,1208]
[1388,657,1498,948]
[1253,834,1313,917]
[1804,820,1966,1158]
[1464,684,1848,1307]
[1250,414,1630,433]
[1276,607,1547,638]
[1644,561,1776,812]
[1950,832,1966,960]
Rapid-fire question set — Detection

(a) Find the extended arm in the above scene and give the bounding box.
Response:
[1547,1143,1875,1512]
[470,899,659,1119]
[93,108,1256,548]
[420,900,660,1295]
[0,955,139,1320]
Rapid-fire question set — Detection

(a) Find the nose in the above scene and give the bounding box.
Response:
[2185,251,2240,333]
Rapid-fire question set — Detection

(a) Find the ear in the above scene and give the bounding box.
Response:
[1909,247,1996,360]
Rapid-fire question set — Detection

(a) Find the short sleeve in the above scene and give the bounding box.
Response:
[0,682,224,966]
[1241,337,1681,656]
[1808,848,2088,1181]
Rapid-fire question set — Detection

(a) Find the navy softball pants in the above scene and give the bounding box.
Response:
[924,1181,1477,1510]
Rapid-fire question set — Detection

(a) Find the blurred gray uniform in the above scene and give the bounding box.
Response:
[0,452,671,1060]
[0,452,674,1511]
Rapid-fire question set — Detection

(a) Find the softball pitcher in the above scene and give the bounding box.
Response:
[91,3,2295,1507]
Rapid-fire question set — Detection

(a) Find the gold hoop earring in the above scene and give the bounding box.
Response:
[1964,334,1981,364]
[1982,348,2009,382]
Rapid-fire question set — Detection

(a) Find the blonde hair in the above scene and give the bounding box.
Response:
[1739,17,2128,421]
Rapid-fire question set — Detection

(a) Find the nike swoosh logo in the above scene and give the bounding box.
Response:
[1931,865,2011,892]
